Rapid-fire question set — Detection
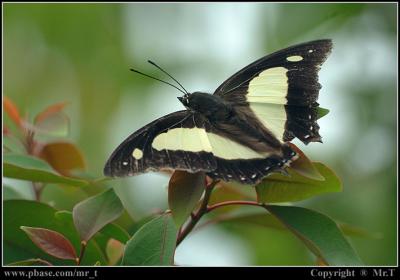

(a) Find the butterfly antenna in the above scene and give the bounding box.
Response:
[129,68,186,95]
[147,60,189,96]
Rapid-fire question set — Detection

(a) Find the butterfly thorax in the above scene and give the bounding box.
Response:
[183,92,233,122]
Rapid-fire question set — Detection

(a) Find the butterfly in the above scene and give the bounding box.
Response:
[104,39,333,184]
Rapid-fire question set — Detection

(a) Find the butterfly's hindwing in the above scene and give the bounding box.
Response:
[214,39,332,144]
[207,144,296,184]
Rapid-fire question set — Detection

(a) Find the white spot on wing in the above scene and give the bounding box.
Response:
[122,161,128,166]
[132,148,143,160]
[251,174,257,179]
[286,55,303,62]
[308,49,314,53]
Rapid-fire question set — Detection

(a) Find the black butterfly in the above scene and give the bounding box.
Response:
[104,39,333,184]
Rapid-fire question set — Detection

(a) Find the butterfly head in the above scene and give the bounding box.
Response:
[178,92,206,111]
[178,94,191,108]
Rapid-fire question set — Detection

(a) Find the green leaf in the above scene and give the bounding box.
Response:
[7,258,52,266]
[128,215,156,236]
[209,212,285,230]
[209,212,375,239]
[20,226,77,261]
[168,171,205,227]
[317,107,330,119]
[122,214,177,266]
[339,223,382,239]
[97,223,130,244]
[4,200,106,265]
[256,162,342,203]
[73,188,124,242]
[3,154,89,187]
[266,205,363,266]
[3,184,29,200]
[3,135,26,154]
[40,184,90,211]
[4,200,70,265]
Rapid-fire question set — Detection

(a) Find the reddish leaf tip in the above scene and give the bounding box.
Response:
[4,96,23,127]
[34,102,69,124]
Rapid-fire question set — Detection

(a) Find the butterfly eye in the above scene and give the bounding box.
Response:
[178,96,189,105]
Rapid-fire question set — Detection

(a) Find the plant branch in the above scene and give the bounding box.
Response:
[32,182,44,201]
[176,180,219,246]
[207,200,262,212]
[77,241,87,265]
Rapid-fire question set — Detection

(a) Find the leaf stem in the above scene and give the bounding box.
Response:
[77,241,87,265]
[36,258,53,266]
[176,180,219,246]
[32,182,43,201]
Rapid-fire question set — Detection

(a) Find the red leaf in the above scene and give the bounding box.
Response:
[288,143,324,181]
[4,96,22,128]
[34,102,68,124]
[39,142,86,176]
[4,124,10,136]
[20,226,77,261]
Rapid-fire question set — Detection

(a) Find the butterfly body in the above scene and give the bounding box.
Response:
[104,39,333,184]
[179,92,233,121]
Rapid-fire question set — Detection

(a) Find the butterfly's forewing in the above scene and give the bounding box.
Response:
[104,111,215,177]
[214,39,333,144]
[104,110,296,184]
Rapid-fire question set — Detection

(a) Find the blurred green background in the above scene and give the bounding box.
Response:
[3,3,397,265]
